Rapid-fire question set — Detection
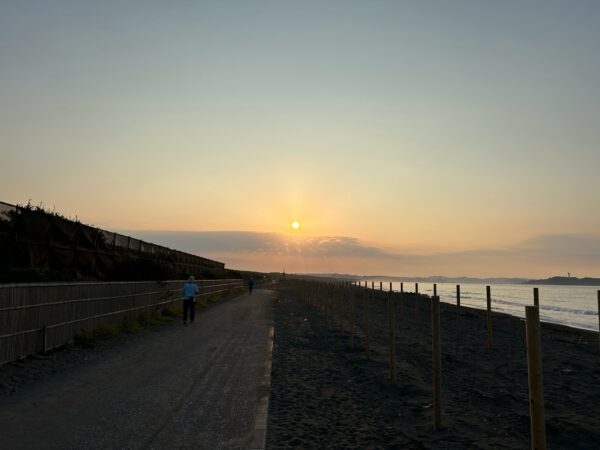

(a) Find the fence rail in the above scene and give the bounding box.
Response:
[0,279,244,365]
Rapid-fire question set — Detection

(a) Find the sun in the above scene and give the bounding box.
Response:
[291,220,300,230]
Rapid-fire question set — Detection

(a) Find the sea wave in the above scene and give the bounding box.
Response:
[491,298,595,316]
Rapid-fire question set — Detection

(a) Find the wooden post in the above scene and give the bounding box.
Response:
[317,284,321,312]
[331,283,340,328]
[413,282,420,328]
[389,282,396,383]
[486,285,493,348]
[329,284,333,326]
[323,284,327,318]
[414,283,419,323]
[380,281,383,291]
[431,296,442,429]
[322,284,329,322]
[456,284,461,350]
[372,281,374,290]
[525,306,546,450]
[42,326,47,355]
[534,288,539,307]
[339,284,344,334]
[433,283,437,296]
[334,283,338,328]
[399,282,404,320]
[364,284,370,359]
[332,283,337,326]
[350,285,355,349]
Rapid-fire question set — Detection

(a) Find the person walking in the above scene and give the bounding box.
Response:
[182,276,199,325]
[248,277,254,295]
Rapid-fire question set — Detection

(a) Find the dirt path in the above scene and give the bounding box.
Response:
[0,289,274,450]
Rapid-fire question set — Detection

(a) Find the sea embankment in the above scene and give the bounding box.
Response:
[266,282,600,449]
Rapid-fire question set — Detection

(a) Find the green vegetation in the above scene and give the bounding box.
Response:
[95,324,121,339]
[71,288,241,348]
[73,308,172,347]
[0,268,78,284]
[1,199,241,283]
[73,328,98,348]
[122,316,144,333]
[161,303,182,317]
[107,256,179,282]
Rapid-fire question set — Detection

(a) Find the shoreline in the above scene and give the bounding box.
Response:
[388,282,599,332]
[266,283,600,449]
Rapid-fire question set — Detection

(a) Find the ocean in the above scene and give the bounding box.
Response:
[372,281,599,332]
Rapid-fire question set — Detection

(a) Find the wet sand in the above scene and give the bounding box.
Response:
[266,283,600,449]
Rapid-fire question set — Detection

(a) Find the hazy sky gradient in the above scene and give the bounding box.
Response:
[2,1,599,277]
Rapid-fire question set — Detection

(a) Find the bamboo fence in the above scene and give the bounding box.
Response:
[0,279,243,365]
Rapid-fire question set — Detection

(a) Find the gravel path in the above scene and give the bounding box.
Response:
[0,289,274,450]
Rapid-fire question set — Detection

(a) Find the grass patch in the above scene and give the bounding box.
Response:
[95,324,120,339]
[162,303,182,317]
[137,311,164,326]
[71,291,242,350]
[122,316,144,333]
[74,329,97,348]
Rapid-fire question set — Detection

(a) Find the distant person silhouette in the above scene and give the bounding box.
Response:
[248,277,254,295]
[182,276,199,325]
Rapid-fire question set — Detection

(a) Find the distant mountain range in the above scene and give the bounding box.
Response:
[524,276,600,286]
[295,273,600,286]
[297,273,528,284]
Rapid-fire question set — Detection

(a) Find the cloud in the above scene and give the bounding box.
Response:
[123,229,600,277]
[442,234,600,264]
[126,230,394,258]
[519,234,600,260]
[419,234,600,277]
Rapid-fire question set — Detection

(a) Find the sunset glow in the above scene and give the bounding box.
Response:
[1,2,599,277]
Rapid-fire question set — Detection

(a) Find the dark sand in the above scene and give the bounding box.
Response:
[266,283,600,449]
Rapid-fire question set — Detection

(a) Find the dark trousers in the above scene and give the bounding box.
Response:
[183,299,195,322]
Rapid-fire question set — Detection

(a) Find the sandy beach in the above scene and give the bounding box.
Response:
[266,283,600,449]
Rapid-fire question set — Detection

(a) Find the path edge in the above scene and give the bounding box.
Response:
[250,325,274,450]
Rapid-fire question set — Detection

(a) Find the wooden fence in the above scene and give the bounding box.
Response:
[0,279,243,365]
[283,279,600,449]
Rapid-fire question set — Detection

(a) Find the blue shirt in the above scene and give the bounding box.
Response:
[182,282,199,300]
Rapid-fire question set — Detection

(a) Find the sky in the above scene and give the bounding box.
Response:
[1,1,599,278]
